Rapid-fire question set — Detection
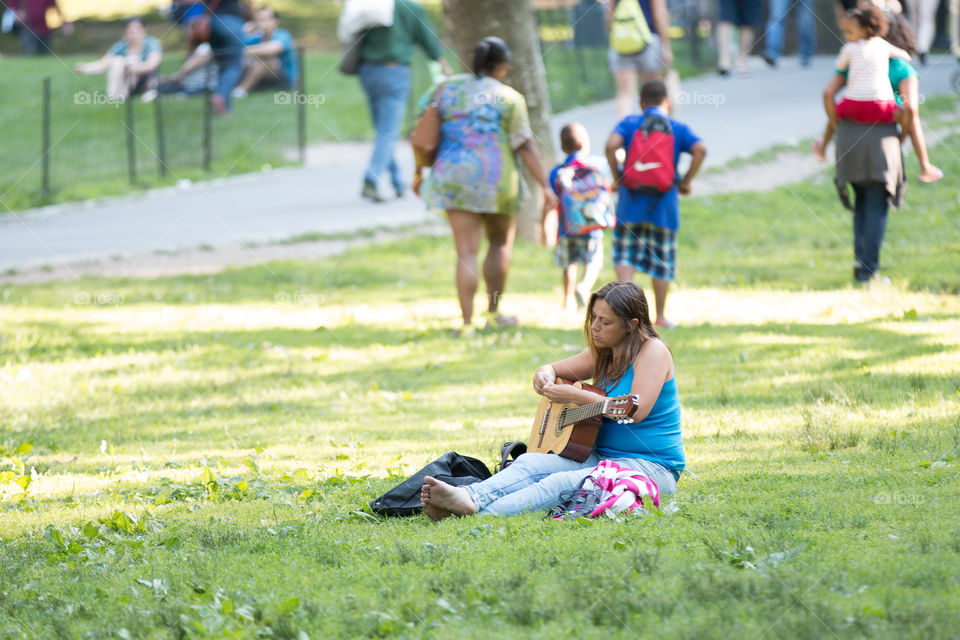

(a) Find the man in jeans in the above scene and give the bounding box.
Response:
[358,0,450,202]
[764,0,816,68]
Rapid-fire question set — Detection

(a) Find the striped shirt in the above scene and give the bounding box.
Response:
[835,37,908,102]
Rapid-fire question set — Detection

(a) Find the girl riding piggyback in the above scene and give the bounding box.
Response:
[814,5,910,161]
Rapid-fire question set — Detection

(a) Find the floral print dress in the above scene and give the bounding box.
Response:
[426,75,533,215]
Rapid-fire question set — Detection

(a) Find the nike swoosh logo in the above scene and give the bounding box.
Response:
[631,161,662,172]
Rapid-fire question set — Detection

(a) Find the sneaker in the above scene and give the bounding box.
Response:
[231,86,248,99]
[140,88,158,103]
[762,54,777,68]
[485,312,518,329]
[361,180,387,203]
[574,285,590,310]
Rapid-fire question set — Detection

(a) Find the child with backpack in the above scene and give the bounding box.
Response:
[543,122,615,310]
[604,80,706,328]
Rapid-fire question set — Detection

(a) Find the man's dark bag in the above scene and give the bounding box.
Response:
[369,442,527,517]
[369,452,491,517]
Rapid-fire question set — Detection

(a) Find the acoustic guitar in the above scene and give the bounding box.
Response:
[528,380,640,462]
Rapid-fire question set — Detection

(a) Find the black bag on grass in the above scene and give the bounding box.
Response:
[369,452,492,517]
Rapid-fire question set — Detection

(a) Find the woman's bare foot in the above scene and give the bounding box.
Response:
[422,476,478,518]
[812,139,827,163]
[420,483,453,521]
[918,165,943,183]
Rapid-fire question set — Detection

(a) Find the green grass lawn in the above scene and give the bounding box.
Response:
[2,136,960,637]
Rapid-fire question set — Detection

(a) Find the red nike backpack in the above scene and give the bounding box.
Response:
[620,113,676,193]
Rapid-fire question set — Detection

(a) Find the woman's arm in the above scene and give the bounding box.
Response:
[74,55,113,75]
[516,139,559,211]
[650,0,672,67]
[533,348,595,394]
[536,349,605,406]
[604,131,625,186]
[132,50,162,75]
[626,339,674,423]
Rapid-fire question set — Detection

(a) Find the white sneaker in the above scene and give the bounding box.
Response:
[230,87,248,99]
[140,89,158,103]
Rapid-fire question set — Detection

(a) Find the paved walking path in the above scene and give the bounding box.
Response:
[1,55,956,274]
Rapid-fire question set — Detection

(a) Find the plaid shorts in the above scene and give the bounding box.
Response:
[554,235,603,270]
[612,223,677,280]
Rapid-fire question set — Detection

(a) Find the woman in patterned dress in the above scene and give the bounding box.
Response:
[414,37,557,335]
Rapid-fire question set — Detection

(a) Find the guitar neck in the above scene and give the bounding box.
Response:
[559,399,609,426]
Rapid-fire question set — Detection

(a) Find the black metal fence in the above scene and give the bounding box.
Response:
[3,51,306,211]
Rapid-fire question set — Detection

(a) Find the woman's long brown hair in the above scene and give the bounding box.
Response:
[584,281,660,387]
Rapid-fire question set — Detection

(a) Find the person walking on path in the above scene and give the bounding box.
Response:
[604,80,706,329]
[416,37,556,335]
[604,0,673,119]
[823,72,905,284]
[8,0,72,56]
[543,122,611,311]
[421,280,685,520]
[813,5,911,162]
[764,0,816,68]
[903,0,937,64]
[357,0,451,203]
[716,0,762,76]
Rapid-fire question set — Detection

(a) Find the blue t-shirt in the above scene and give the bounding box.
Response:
[549,151,608,239]
[108,36,162,61]
[245,28,299,87]
[612,106,701,231]
[594,363,685,478]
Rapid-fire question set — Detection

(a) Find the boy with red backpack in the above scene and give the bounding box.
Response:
[604,80,706,328]
[543,122,615,310]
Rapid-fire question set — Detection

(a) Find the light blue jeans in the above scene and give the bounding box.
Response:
[764,0,816,63]
[358,62,411,192]
[465,452,678,516]
[210,13,246,108]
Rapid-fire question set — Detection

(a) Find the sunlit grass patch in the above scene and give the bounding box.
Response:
[3,163,960,636]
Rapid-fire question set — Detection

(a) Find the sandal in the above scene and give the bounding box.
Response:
[485,312,518,329]
[449,325,476,338]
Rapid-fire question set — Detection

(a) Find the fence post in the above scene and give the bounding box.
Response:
[125,95,137,185]
[297,47,306,165]
[155,95,167,177]
[41,76,51,197]
[203,61,213,172]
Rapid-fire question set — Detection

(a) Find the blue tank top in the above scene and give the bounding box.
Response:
[594,364,685,478]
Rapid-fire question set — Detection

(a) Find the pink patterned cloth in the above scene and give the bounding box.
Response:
[583,460,660,517]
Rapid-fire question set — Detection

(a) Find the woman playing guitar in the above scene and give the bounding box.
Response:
[421,280,685,520]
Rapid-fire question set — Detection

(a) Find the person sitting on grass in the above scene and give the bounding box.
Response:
[542,122,610,312]
[231,6,299,98]
[74,17,162,102]
[421,280,685,520]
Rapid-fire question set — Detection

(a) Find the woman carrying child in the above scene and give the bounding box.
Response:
[421,280,685,520]
[814,5,912,161]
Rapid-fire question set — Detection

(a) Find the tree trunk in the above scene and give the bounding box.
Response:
[441,0,555,242]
